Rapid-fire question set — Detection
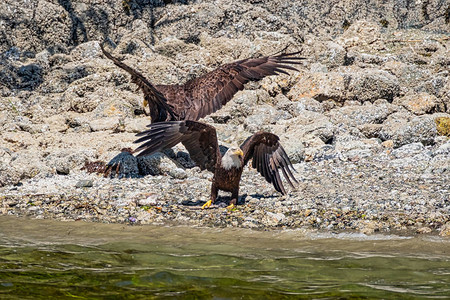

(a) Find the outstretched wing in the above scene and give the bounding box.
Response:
[184,52,305,120]
[134,121,219,172]
[240,132,298,195]
[100,45,178,122]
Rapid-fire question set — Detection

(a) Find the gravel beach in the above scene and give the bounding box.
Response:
[0,0,449,235]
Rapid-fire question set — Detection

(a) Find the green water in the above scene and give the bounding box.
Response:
[0,216,449,299]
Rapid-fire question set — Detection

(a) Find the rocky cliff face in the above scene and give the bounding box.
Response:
[0,0,449,233]
[0,0,448,54]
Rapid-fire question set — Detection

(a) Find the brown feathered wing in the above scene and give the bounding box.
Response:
[100,45,178,122]
[240,132,298,195]
[184,52,305,120]
[134,121,219,172]
[102,44,304,122]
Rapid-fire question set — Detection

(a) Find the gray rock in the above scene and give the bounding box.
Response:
[138,194,158,207]
[0,111,10,128]
[388,152,431,169]
[278,137,305,164]
[0,149,16,187]
[56,165,70,175]
[75,180,93,188]
[13,115,49,134]
[65,115,91,132]
[309,62,328,73]
[336,21,382,49]
[425,155,450,175]
[263,211,286,226]
[70,41,102,60]
[0,151,51,187]
[346,51,389,65]
[327,101,395,127]
[2,0,448,56]
[288,67,400,103]
[244,105,292,132]
[335,138,382,158]
[418,72,448,100]
[286,97,324,115]
[383,61,432,94]
[358,124,384,139]
[46,150,97,175]
[316,41,347,68]
[287,71,347,103]
[274,112,335,163]
[346,68,400,102]
[166,167,188,180]
[433,141,450,156]
[124,117,150,133]
[391,142,426,158]
[393,92,445,115]
[137,152,187,179]
[89,117,121,132]
[283,112,335,145]
[209,90,260,124]
[64,80,101,113]
[379,113,441,147]
[437,75,449,113]
[43,115,69,132]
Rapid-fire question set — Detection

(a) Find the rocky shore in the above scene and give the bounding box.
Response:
[0,0,449,235]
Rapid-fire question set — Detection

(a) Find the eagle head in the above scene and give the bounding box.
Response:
[222,147,244,170]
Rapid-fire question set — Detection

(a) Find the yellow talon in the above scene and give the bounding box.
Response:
[226,203,235,210]
[202,200,212,209]
[143,99,148,108]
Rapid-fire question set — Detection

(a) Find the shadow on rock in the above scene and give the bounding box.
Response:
[57,0,88,46]
[0,60,44,90]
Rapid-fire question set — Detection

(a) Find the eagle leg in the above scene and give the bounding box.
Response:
[203,182,220,209]
[202,182,218,209]
[227,189,239,210]
[201,199,212,209]
[226,203,235,210]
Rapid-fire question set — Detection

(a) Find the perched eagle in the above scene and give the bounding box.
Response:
[100,45,304,122]
[134,120,298,209]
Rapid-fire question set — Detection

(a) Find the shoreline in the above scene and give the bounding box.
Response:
[1,213,449,245]
[2,150,449,236]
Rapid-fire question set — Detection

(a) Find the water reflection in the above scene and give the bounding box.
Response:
[0,216,449,298]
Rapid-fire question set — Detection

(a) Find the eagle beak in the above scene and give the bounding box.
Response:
[234,149,244,158]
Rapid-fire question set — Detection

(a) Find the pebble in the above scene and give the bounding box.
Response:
[75,180,94,188]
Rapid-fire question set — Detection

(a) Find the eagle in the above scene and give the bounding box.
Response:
[100,45,304,177]
[134,120,298,209]
[100,45,304,122]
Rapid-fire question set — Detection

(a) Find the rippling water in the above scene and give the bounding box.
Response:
[0,216,449,299]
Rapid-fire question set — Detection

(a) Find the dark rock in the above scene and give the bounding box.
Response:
[106,151,139,178]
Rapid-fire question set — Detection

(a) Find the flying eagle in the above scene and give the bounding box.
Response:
[100,45,304,122]
[134,120,298,209]
[101,45,304,177]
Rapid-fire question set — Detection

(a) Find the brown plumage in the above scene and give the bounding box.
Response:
[100,45,304,122]
[134,120,298,207]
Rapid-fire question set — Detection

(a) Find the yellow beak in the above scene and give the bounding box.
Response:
[234,149,244,157]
